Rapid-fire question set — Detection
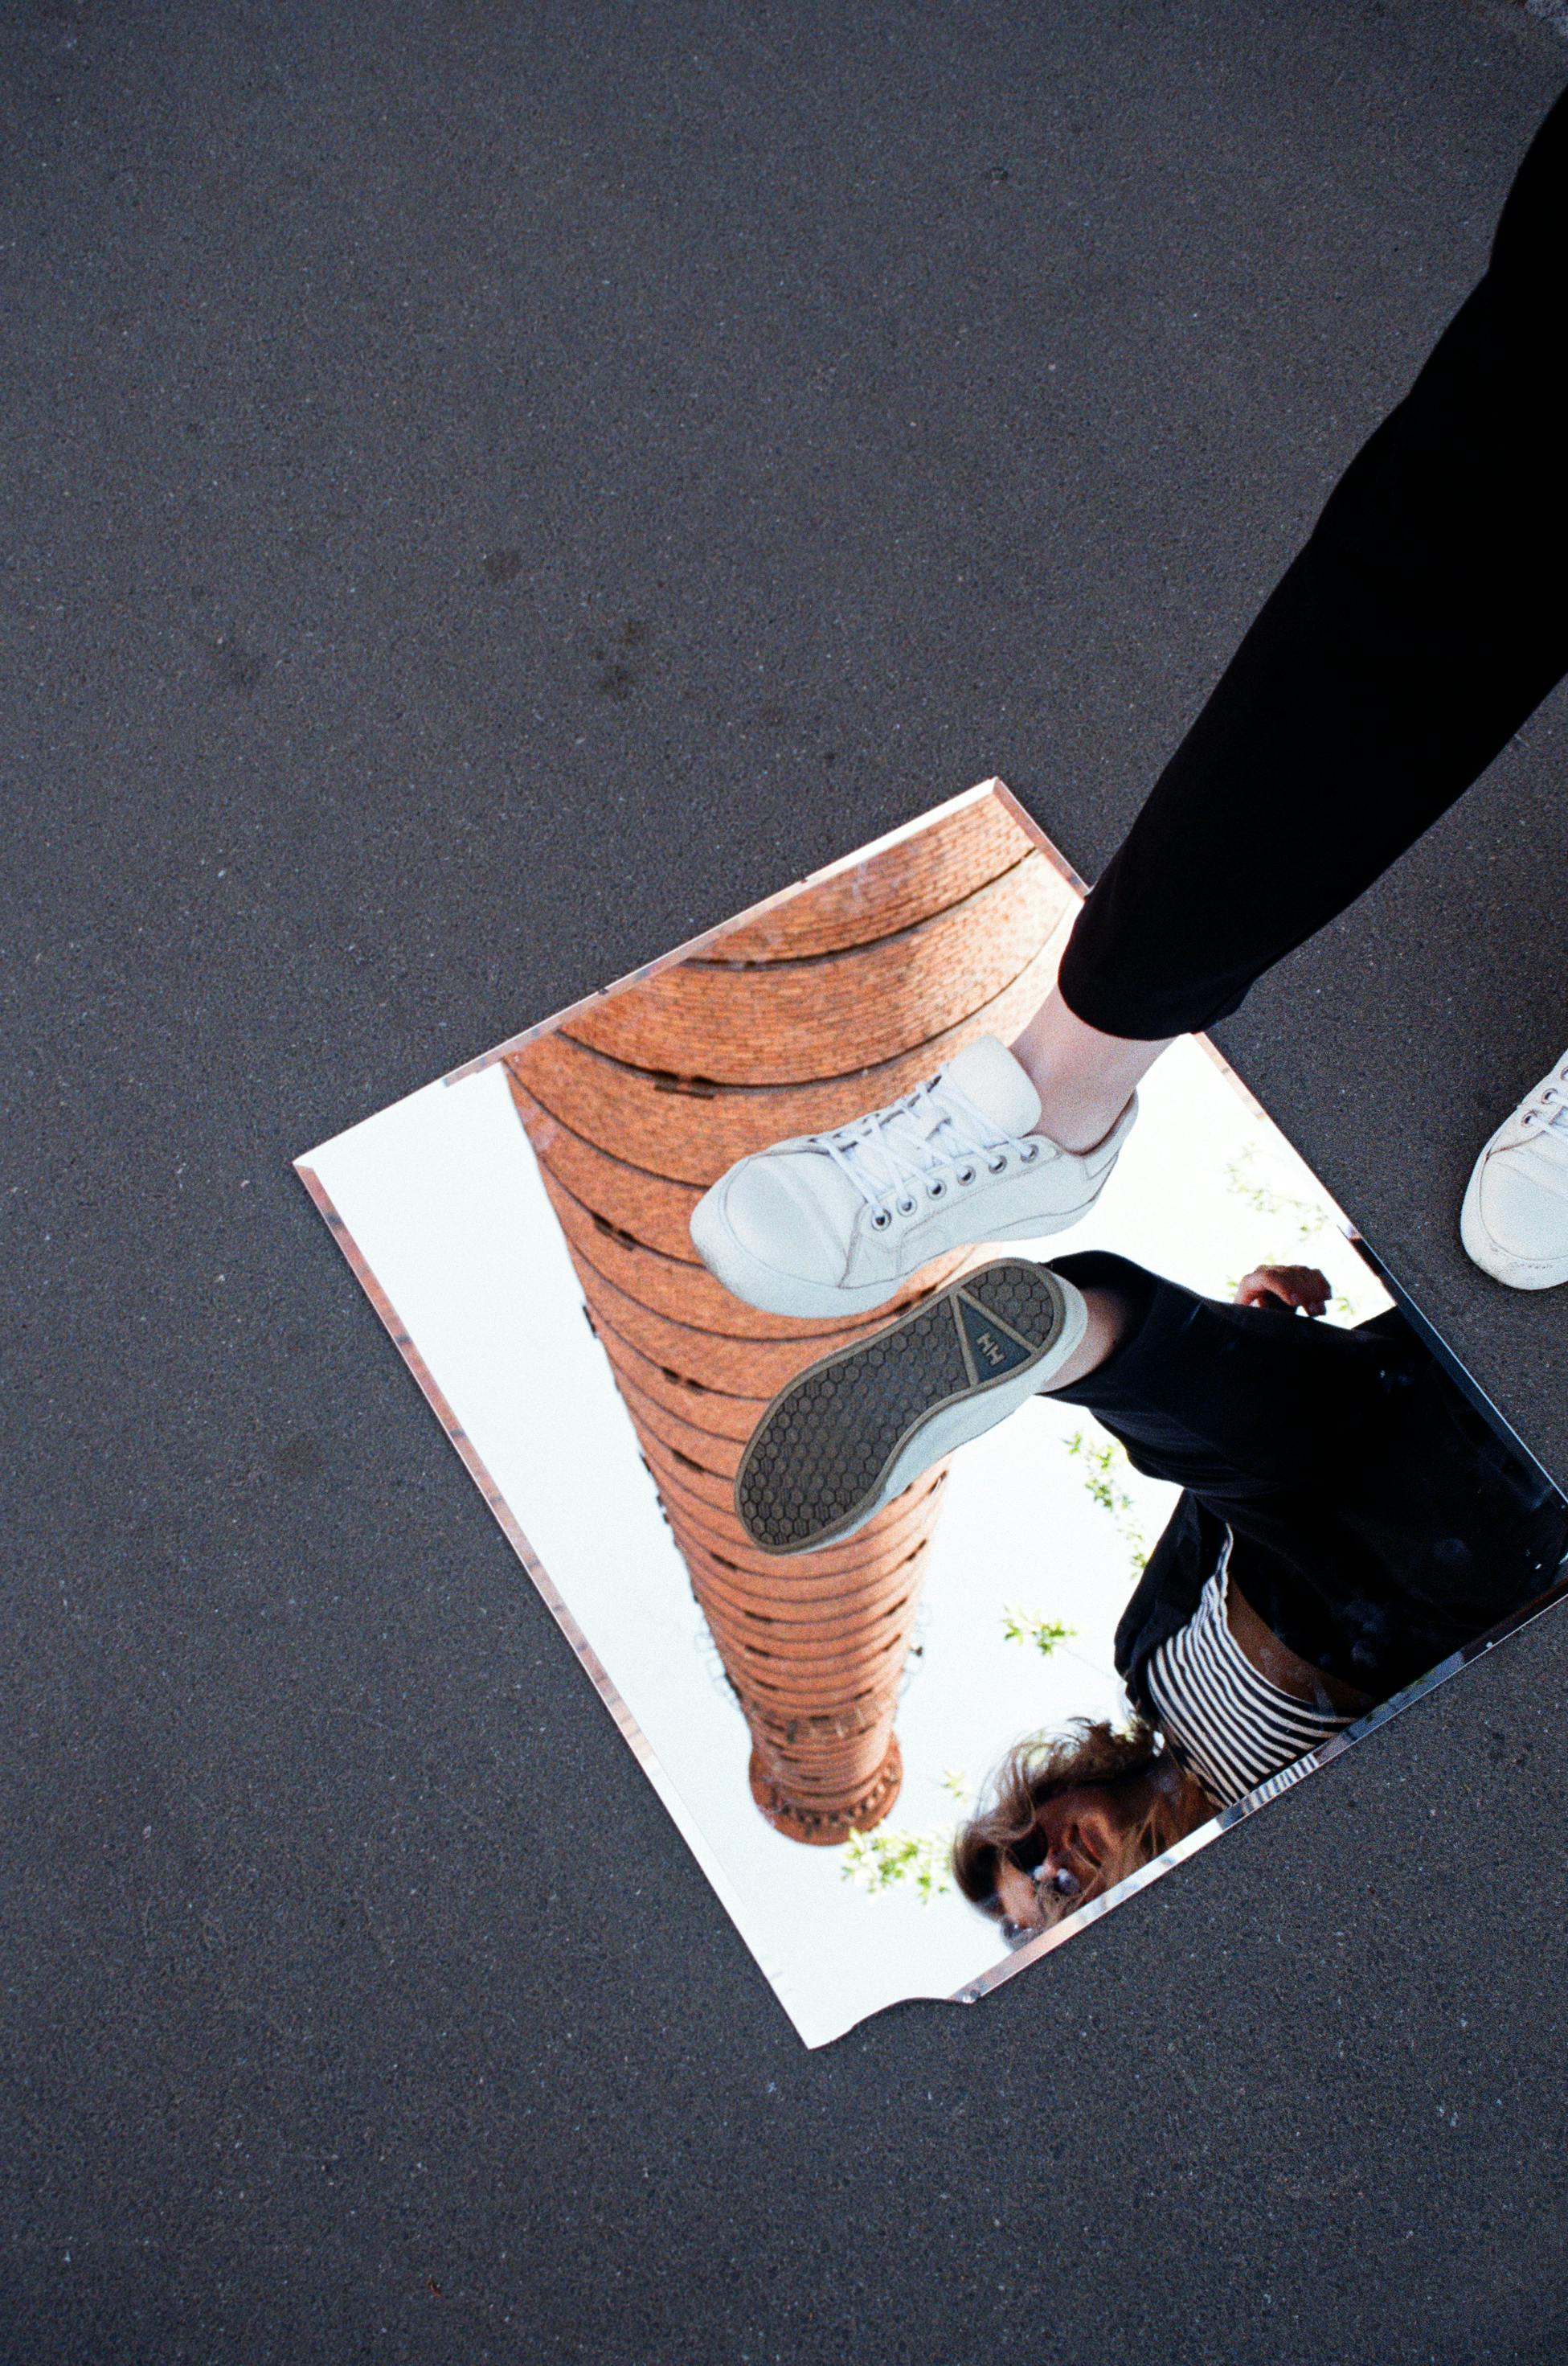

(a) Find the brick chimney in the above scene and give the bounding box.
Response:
[506,792,1070,1843]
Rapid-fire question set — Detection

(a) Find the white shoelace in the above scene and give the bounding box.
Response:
[1519,1062,1568,1165]
[816,1072,1042,1227]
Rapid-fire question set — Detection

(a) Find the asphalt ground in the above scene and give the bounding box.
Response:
[6,2,1568,2359]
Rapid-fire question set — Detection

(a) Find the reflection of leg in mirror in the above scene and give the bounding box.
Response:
[735,1260,1102,1555]
[737,1247,1568,1938]
[956,1248,1568,1941]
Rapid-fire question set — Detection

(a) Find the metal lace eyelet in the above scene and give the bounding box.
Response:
[896,1195,916,1216]
[988,1154,1008,1175]
[1021,1143,1041,1163]
[956,1166,976,1186]
[927,1179,945,1199]
[871,1208,892,1230]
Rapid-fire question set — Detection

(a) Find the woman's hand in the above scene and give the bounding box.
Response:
[1234,1264,1332,1316]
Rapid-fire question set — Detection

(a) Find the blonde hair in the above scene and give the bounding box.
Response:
[951,1717,1209,1926]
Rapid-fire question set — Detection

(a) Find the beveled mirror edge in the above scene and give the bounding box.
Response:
[441,778,1017,1088]
[293,778,1568,2045]
[952,1574,1568,2010]
[290,1161,784,2012]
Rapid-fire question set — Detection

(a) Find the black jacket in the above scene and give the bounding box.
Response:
[1046,1253,1568,1712]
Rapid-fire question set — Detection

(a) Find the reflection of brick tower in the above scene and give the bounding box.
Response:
[506,790,1072,1843]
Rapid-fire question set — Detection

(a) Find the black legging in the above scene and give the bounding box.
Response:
[1054,89,1568,1043]
[1048,1249,1568,1691]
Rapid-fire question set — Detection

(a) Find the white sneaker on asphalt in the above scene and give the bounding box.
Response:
[1461,1047,1568,1289]
[689,1032,1136,1319]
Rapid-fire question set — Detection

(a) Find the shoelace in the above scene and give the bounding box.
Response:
[817,1072,1042,1227]
[1520,1064,1568,1148]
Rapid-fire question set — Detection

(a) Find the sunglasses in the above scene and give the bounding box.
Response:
[996,1819,1089,1945]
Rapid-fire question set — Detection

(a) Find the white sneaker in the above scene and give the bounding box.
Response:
[735,1260,1089,1553]
[689,1033,1136,1318]
[1461,1047,1568,1289]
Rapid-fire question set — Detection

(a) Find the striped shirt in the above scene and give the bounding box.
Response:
[1144,1534,1351,1806]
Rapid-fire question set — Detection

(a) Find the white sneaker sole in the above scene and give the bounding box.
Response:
[690,1179,1105,1321]
[734,1260,1087,1555]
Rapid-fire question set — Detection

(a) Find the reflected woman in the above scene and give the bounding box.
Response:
[735,1253,1568,1943]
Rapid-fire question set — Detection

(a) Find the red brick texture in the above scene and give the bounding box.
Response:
[506,795,1073,1845]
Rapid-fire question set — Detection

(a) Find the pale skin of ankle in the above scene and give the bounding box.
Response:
[1008,987,1175,1155]
[1034,1282,1127,1395]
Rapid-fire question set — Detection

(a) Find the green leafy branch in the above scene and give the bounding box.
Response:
[1000,1607,1075,1656]
[841,1823,956,1905]
[1064,1428,1148,1573]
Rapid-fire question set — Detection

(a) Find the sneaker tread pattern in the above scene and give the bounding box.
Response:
[735,1261,1061,1552]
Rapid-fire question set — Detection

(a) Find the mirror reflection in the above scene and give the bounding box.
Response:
[504,791,1071,1851]
[303,787,1567,2043]
[935,1244,1567,1941]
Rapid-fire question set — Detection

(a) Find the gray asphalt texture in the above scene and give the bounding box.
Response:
[7,2,1568,2360]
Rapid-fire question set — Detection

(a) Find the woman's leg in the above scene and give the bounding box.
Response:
[1042,1249,1386,1497]
[1033,1277,1132,1391]
[1038,88,1568,1048]
[734,1259,1122,1554]
[1046,1253,1568,1685]
[1008,996,1173,1155]
[693,96,1568,1316]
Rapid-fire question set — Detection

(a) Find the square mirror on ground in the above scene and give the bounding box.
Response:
[297,783,1568,2046]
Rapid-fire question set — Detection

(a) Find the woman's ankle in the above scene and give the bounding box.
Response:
[1009,990,1173,1153]
[1037,1281,1128,1394]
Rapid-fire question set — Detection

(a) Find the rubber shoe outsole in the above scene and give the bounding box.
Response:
[734,1259,1083,1556]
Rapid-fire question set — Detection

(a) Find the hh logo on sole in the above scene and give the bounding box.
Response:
[957,1293,1032,1379]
